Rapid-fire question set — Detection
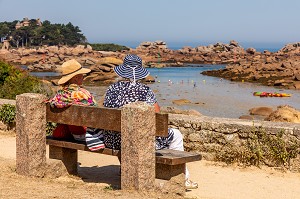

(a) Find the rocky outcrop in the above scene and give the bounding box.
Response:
[265,105,300,123]
[0,45,126,84]
[131,40,249,65]
[2,40,300,88]
[249,106,274,116]
[137,41,168,50]
[277,42,300,54]
[202,42,300,89]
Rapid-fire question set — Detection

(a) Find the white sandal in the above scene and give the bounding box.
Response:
[185,179,198,189]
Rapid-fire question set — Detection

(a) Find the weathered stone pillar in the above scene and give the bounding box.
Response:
[121,102,156,190]
[16,93,47,177]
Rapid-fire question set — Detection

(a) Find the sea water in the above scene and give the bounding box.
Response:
[30,65,300,119]
[147,66,300,118]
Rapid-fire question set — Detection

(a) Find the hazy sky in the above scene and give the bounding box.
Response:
[0,0,299,49]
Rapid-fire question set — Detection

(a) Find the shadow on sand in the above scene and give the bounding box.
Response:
[78,165,121,189]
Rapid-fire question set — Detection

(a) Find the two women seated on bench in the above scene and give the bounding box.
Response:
[48,55,198,189]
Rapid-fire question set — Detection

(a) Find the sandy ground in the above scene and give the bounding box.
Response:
[1,131,300,199]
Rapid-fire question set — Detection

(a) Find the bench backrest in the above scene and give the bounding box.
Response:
[46,103,169,137]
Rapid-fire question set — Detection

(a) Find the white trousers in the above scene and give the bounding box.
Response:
[168,128,190,180]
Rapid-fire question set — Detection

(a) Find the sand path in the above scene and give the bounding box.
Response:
[0,133,300,199]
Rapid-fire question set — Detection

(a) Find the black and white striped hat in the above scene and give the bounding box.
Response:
[114,54,149,81]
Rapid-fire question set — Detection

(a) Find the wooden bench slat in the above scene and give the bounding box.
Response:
[46,104,168,137]
[155,149,201,165]
[46,138,120,156]
[46,138,201,165]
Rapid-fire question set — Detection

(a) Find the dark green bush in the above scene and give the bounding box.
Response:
[0,61,21,85]
[46,122,57,136]
[0,61,51,99]
[0,104,16,130]
[89,43,129,52]
[0,103,57,133]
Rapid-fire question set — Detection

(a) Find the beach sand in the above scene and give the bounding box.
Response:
[1,131,300,199]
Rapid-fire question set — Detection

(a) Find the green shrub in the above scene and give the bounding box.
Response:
[0,61,21,85]
[46,122,57,136]
[0,61,51,99]
[89,43,129,52]
[0,103,57,133]
[0,104,16,130]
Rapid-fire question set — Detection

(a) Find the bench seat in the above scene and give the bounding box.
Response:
[46,136,201,195]
[46,137,201,166]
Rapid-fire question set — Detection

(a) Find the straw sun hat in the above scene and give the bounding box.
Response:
[114,54,149,82]
[57,59,91,85]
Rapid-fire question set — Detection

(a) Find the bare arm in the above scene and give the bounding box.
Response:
[154,102,160,113]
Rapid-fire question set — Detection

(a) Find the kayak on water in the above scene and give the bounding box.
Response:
[253,92,291,97]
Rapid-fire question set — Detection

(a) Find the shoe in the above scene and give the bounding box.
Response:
[185,179,198,189]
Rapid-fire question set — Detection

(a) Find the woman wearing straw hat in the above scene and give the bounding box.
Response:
[47,59,105,151]
[92,54,198,189]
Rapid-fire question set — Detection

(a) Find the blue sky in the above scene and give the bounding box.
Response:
[0,0,299,49]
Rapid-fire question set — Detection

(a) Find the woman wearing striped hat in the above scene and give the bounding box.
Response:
[88,54,198,189]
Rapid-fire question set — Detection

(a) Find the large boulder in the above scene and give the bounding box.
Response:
[249,106,274,116]
[98,57,123,65]
[143,75,155,83]
[265,105,300,123]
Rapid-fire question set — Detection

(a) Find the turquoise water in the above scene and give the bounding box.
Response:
[148,65,224,84]
[147,66,300,118]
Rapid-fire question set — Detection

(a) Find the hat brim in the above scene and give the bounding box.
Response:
[58,68,91,85]
[114,64,149,80]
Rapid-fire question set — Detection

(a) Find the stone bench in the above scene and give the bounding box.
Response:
[15,93,201,196]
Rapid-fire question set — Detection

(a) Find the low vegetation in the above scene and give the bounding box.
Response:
[0,61,52,99]
[0,104,16,130]
[0,104,56,134]
[216,126,299,169]
[89,43,129,52]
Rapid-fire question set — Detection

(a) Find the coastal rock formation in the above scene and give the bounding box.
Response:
[265,105,300,123]
[249,106,274,116]
[0,45,125,84]
[131,40,248,65]
[277,42,300,54]
[1,40,300,89]
[137,41,168,50]
[202,42,300,89]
